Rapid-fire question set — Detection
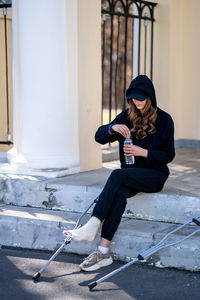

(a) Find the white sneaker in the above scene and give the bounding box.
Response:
[79,249,113,272]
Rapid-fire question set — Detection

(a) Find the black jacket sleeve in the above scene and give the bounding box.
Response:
[95,111,125,145]
[146,115,175,164]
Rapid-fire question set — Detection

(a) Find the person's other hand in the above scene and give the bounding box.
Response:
[111,124,131,138]
[123,144,148,158]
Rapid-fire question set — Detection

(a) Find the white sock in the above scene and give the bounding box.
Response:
[98,245,109,255]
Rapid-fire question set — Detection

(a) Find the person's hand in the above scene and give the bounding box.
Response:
[123,144,148,158]
[111,124,131,138]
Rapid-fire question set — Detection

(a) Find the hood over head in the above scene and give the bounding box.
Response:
[126,75,157,108]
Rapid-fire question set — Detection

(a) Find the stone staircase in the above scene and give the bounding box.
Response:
[0,147,200,271]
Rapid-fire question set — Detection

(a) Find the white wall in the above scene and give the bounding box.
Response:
[78,0,102,171]
[152,0,200,140]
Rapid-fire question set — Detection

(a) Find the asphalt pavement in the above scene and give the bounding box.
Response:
[0,246,200,300]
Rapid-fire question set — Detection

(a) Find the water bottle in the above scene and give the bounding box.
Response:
[124,137,135,165]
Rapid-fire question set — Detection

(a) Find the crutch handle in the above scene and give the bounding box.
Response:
[192,218,200,226]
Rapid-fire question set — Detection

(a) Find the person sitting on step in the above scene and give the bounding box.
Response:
[63,74,175,272]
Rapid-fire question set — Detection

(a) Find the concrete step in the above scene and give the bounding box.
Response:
[0,203,200,272]
[0,165,200,224]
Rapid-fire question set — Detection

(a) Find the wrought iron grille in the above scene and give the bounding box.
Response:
[0,0,12,145]
[101,0,157,125]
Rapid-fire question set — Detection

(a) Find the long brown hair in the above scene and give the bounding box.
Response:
[128,98,157,139]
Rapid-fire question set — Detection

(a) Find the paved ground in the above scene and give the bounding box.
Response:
[0,247,200,300]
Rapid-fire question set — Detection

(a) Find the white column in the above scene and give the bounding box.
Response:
[6,0,79,176]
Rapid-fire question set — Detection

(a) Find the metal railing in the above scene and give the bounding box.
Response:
[0,0,12,145]
[101,0,157,124]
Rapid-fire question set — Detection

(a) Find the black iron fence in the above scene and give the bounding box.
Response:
[101,0,157,124]
[0,0,12,145]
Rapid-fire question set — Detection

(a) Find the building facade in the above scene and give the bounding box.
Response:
[0,0,199,176]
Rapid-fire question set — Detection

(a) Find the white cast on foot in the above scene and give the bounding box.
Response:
[63,216,101,242]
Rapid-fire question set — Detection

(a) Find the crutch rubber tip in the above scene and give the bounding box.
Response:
[88,281,97,290]
[32,272,41,281]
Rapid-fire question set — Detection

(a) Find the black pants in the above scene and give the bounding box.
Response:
[92,168,168,241]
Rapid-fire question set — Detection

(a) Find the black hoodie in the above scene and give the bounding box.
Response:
[95,75,175,176]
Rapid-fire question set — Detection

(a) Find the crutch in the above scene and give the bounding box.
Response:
[88,217,200,290]
[32,197,98,281]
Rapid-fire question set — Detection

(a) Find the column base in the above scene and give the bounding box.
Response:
[0,162,80,178]
[1,147,80,178]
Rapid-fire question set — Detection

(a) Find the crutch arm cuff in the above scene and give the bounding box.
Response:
[192,218,200,226]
